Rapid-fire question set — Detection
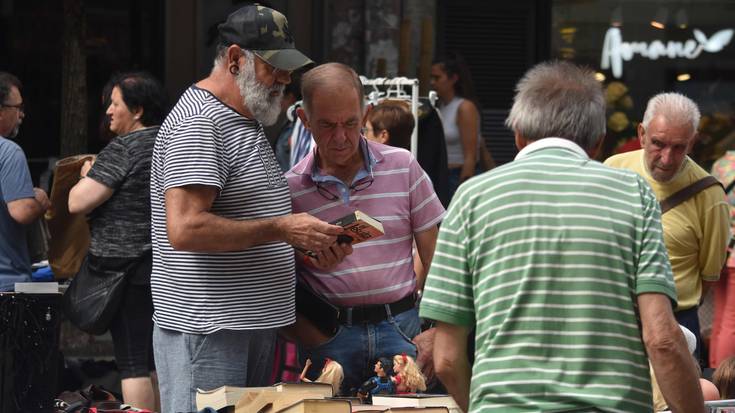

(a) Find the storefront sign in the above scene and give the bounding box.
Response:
[601,27,733,78]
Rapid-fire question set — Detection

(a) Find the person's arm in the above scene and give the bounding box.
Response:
[639,293,705,413]
[699,201,731,283]
[456,100,480,183]
[165,185,342,252]
[7,187,49,225]
[433,321,471,413]
[68,166,114,215]
[412,327,436,383]
[414,225,439,292]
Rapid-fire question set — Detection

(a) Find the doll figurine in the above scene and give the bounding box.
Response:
[357,357,395,401]
[299,357,344,396]
[392,353,426,393]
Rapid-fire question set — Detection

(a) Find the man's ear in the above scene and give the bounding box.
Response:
[587,134,605,159]
[514,131,528,151]
[227,45,243,64]
[362,104,372,127]
[378,130,390,144]
[637,123,646,145]
[296,107,310,130]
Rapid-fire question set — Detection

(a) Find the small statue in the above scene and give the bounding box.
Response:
[299,357,344,396]
[392,353,426,393]
[357,357,395,401]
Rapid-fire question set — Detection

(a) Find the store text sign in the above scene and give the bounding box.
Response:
[601,27,733,78]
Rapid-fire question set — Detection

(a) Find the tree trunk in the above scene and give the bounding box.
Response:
[60,0,87,157]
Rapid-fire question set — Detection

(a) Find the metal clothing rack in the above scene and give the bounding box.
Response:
[359,76,420,157]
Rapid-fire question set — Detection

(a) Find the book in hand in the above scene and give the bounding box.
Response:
[296,210,384,259]
[330,210,384,245]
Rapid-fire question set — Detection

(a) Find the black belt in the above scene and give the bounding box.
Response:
[337,293,417,325]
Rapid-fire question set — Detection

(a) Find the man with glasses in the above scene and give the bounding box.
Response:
[285,63,445,394]
[149,6,343,412]
[0,71,50,292]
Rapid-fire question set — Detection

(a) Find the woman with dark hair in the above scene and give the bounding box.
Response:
[431,53,493,199]
[68,71,167,411]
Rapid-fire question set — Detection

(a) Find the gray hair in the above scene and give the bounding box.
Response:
[0,72,21,105]
[213,44,254,69]
[505,61,606,151]
[301,62,365,116]
[641,92,700,133]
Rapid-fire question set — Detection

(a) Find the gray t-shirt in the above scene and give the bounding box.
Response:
[86,126,158,258]
[0,137,35,290]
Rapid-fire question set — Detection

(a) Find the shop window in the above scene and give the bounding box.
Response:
[552,0,735,167]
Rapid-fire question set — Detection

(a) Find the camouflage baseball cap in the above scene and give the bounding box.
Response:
[218,4,313,71]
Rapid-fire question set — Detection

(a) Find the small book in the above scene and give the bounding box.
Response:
[370,394,459,412]
[275,398,351,413]
[296,210,384,259]
[197,382,334,411]
[353,406,449,412]
[272,382,334,397]
[14,282,60,294]
[330,210,384,245]
[196,385,247,411]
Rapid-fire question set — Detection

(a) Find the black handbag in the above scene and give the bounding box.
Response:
[62,250,151,335]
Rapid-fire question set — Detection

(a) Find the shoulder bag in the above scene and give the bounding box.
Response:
[62,250,152,335]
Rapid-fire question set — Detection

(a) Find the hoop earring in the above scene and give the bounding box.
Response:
[229,65,239,76]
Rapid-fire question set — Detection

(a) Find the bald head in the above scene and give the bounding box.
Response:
[301,63,364,116]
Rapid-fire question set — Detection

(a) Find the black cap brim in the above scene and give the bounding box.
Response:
[254,49,314,71]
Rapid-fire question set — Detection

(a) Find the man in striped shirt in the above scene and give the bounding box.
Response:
[285,63,445,394]
[420,61,704,413]
[149,6,343,413]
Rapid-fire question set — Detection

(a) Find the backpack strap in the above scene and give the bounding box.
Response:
[660,176,723,214]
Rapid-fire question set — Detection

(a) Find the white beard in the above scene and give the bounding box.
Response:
[237,59,284,126]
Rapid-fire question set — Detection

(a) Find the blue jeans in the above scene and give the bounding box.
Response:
[153,324,276,413]
[298,307,420,396]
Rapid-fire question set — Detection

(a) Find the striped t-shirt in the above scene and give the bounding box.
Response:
[286,139,445,307]
[150,86,295,334]
[419,138,677,413]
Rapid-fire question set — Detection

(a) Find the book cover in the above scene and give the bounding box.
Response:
[276,398,351,413]
[370,394,459,411]
[330,210,384,245]
[196,385,248,411]
[197,382,333,411]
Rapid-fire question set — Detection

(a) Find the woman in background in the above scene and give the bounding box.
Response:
[68,72,167,411]
[431,52,494,199]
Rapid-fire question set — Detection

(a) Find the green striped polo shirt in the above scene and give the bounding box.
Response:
[420,138,677,413]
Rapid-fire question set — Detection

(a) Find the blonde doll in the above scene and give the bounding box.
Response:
[299,358,344,396]
[392,353,426,393]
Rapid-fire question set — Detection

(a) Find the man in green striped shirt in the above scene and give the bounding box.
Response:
[420,61,704,413]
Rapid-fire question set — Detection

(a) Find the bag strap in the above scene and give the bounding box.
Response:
[660,176,723,214]
[725,179,735,195]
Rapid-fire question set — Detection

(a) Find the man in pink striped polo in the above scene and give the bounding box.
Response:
[285,62,445,395]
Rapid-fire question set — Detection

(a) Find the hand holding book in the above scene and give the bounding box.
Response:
[300,242,353,270]
[280,212,344,252]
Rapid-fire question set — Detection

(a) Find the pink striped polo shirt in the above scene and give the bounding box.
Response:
[286,139,445,307]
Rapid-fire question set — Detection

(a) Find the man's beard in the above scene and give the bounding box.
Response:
[236,58,284,126]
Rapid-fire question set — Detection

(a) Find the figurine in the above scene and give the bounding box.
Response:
[299,357,344,396]
[357,357,395,401]
[392,353,426,393]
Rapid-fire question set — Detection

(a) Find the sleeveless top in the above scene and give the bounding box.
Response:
[439,96,481,166]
